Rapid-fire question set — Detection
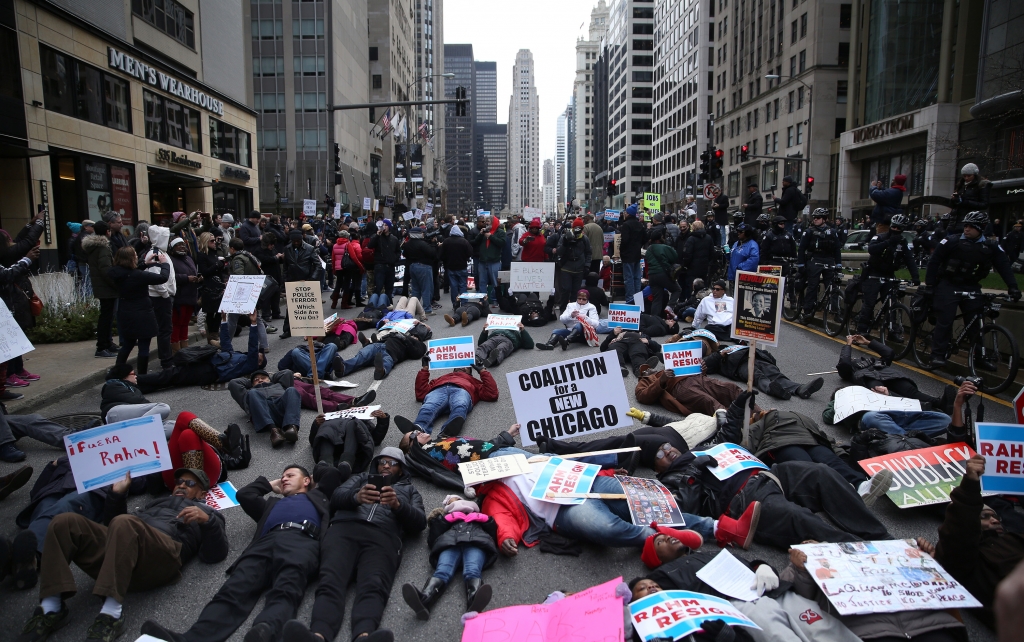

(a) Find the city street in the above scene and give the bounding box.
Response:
[0,297,1010,642]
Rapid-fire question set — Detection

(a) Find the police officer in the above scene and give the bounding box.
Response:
[754,212,771,234]
[913,219,933,267]
[726,211,745,247]
[922,211,1021,369]
[797,208,843,322]
[703,211,723,247]
[854,214,918,334]
[759,215,798,270]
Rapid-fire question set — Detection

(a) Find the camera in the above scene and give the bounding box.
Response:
[953,375,983,388]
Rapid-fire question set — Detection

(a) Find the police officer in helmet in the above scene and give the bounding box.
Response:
[922,211,1021,369]
[759,215,798,271]
[702,210,723,247]
[754,212,772,233]
[854,214,919,334]
[797,208,843,323]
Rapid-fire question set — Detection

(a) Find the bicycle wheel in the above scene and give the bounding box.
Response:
[968,324,1020,394]
[880,303,914,362]
[845,295,864,336]
[823,287,846,336]
[782,278,801,321]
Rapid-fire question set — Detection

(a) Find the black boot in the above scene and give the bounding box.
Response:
[136,355,150,375]
[536,333,560,350]
[402,577,447,620]
[562,327,583,350]
[465,577,492,612]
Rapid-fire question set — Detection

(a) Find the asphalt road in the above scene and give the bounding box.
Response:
[0,295,1013,642]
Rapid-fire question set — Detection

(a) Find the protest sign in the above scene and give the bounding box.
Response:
[792,540,981,615]
[459,454,532,486]
[529,457,600,505]
[333,203,341,219]
[509,262,555,292]
[323,312,338,332]
[523,206,543,219]
[427,336,475,370]
[731,270,784,346]
[689,443,768,480]
[662,340,704,376]
[604,209,621,221]
[380,318,417,333]
[695,550,760,601]
[506,352,632,446]
[607,303,641,330]
[384,195,395,208]
[603,232,615,245]
[0,299,34,363]
[303,199,316,217]
[402,210,415,221]
[64,415,171,494]
[362,197,372,211]
[643,192,661,211]
[757,264,783,276]
[616,475,687,526]
[458,292,487,301]
[205,482,239,511]
[832,386,921,423]
[466,276,476,290]
[486,314,521,329]
[859,443,983,508]
[322,405,382,421]
[284,281,325,336]
[218,275,264,315]
[977,423,1024,494]
[629,591,761,642]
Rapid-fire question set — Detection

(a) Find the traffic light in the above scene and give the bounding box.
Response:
[455,87,467,117]
[607,178,617,197]
[699,150,710,183]
[333,143,341,173]
[325,192,336,210]
[711,149,724,181]
[805,175,815,197]
[740,144,749,162]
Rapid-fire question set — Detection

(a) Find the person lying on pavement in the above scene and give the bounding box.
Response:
[703,344,825,400]
[333,318,431,381]
[308,408,389,483]
[392,357,499,438]
[475,320,535,367]
[228,369,302,448]
[837,334,956,410]
[99,363,171,431]
[601,327,662,378]
[822,380,958,439]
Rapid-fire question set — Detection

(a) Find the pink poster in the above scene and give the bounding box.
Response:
[110,166,134,223]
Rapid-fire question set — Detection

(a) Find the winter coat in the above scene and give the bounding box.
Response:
[100,379,150,416]
[645,243,677,275]
[951,177,992,226]
[105,489,228,565]
[170,252,199,307]
[440,235,474,270]
[414,368,499,405]
[82,233,119,299]
[650,550,789,600]
[745,409,843,460]
[283,241,322,282]
[368,231,402,266]
[230,249,262,276]
[427,510,499,569]
[403,237,437,265]
[0,218,43,268]
[233,477,331,570]
[680,229,714,277]
[558,301,599,328]
[869,185,905,223]
[836,340,913,387]
[472,217,506,264]
[727,239,760,279]
[252,246,282,285]
[582,222,604,260]
[638,313,673,337]
[519,231,548,262]
[556,233,592,274]
[144,226,176,300]
[109,263,170,338]
[330,453,427,536]
[619,216,648,262]
[774,184,804,221]
[333,238,364,271]
[228,369,295,413]
[308,414,387,473]
[236,220,263,254]
[404,431,517,490]
[479,326,534,351]
[744,191,764,220]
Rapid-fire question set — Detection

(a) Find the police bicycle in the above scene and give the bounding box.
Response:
[780,260,802,322]
[843,276,915,361]
[783,263,852,336]
[911,291,1019,394]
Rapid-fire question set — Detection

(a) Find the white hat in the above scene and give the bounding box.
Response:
[961,163,979,176]
[221,213,234,223]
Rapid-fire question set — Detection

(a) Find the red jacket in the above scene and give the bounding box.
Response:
[478,480,538,547]
[519,231,547,262]
[414,368,499,404]
[333,238,364,272]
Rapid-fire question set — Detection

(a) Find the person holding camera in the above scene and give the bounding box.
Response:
[367,220,401,308]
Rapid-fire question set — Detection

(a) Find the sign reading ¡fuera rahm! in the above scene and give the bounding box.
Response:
[108,47,225,116]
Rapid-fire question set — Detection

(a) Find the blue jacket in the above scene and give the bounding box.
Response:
[728,239,760,279]
[869,186,905,223]
[213,322,262,382]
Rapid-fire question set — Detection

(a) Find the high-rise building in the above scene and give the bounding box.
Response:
[444,44,475,214]
[475,123,507,212]
[508,49,541,214]
[474,61,497,124]
[564,102,576,212]
[573,1,609,207]
[413,0,445,208]
[542,158,556,214]
[556,112,567,206]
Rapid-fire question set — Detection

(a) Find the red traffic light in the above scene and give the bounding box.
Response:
[609,179,617,186]
[806,176,815,186]
[740,145,748,154]
[714,149,724,159]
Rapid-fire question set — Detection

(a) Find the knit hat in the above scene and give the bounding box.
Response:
[641,523,704,568]
[172,211,186,222]
[529,217,542,229]
[576,289,589,300]
[409,226,425,238]
[637,427,689,469]
[248,210,261,219]
[572,217,584,228]
[221,214,234,224]
[626,204,639,218]
[892,174,907,186]
[169,237,184,248]
[449,225,464,237]
[382,219,394,228]
[961,163,979,176]
[289,229,303,240]
[66,222,82,234]
[782,175,794,183]
[378,446,406,465]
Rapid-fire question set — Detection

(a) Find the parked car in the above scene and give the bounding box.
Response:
[842,229,916,252]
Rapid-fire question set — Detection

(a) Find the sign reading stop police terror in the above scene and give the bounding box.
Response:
[505,353,632,446]
[662,340,704,376]
[427,336,475,370]
[284,281,325,336]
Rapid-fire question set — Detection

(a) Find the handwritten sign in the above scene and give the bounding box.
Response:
[662,340,704,376]
[303,199,316,217]
[832,386,921,423]
[322,405,381,420]
[978,423,1024,494]
[205,481,239,510]
[509,262,555,293]
[218,275,264,315]
[427,336,475,370]
[0,299,34,363]
[859,443,984,508]
[616,475,687,526]
[629,591,761,642]
[689,443,768,480]
[64,415,170,494]
[607,303,641,330]
[529,457,600,505]
[643,192,661,211]
[362,197,372,211]
[523,206,543,219]
[285,281,324,336]
[603,232,615,245]
[402,210,416,221]
[486,314,521,329]
[459,454,532,486]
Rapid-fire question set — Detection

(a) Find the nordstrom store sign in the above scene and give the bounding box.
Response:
[108,47,224,116]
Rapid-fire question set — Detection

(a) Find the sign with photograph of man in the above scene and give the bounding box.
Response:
[731,270,784,346]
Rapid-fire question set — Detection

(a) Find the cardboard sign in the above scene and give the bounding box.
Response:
[616,475,687,527]
[333,203,341,219]
[427,336,475,370]
[459,454,532,486]
[362,197,372,211]
[978,423,1024,494]
[629,591,761,642]
[528,457,600,505]
[607,303,641,330]
[832,386,922,423]
[792,540,981,615]
[662,340,704,376]
[380,318,417,333]
[0,299,34,363]
[643,192,661,211]
[402,210,416,221]
[859,443,982,508]
[689,443,768,480]
[757,264,783,276]
[505,353,633,446]
[509,262,555,293]
[604,209,621,221]
[218,275,264,315]
[486,314,521,329]
[303,199,316,217]
[322,405,381,421]
[64,415,171,494]
[730,270,784,347]
[284,281,325,336]
[205,481,239,511]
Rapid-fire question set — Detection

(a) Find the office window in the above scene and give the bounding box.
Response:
[372,74,382,89]
[294,56,326,76]
[837,80,848,104]
[788,90,794,112]
[632,55,654,66]
[252,19,282,39]
[789,55,796,77]
[837,42,849,67]
[632,39,654,50]
[766,101,772,121]
[765,134,770,152]
[796,123,803,144]
[369,47,378,61]
[210,117,252,167]
[40,45,131,133]
[772,132,778,152]
[762,161,778,189]
[255,56,283,76]
[791,20,797,43]
[787,126,794,146]
[800,13,807,38]
[132,0,195,48]
[292,19,324,39]
[839,4,852,28]
[632,71,654,82]
[143,89,199,152]
[798,87,804,109]
[799,50,806,72]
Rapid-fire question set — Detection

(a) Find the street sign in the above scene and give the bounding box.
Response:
[1014,386,1024,424]
[703,183,721,200]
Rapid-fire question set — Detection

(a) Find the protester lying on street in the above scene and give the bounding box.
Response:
[536,289,600,350]
[387,295,430,322]
[280,449,425,642]
[135,312,268,393]
[402,494,497,620]
[276,339,338,378]
[398,424,522,492]
[505,292,556,326]
[783,541,965,642]
[292,380,375,413]
[100,363,172,432]
[444,292,489,327]
[704,344,825,400]
[22,468,227,642]
[0,408,81,463]
[228,369,302,448]
[689,280,734,341]
[334,317,431,380]
[601,327,661,377]
[142,465,339,642]
[626,578,759,642]
[393,357,499,437]
[638,313,679,337]
[837,334,956,411]
[308,408,389,482]
[475,320,534,367]
[160,411,250,491]
[323,316,359,352]
[635,364,755,417]
[822,382,956,439]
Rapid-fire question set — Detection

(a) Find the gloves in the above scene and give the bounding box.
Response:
[1010,289,1022,302]
[626,407,646,420]
[692,454,719,469]
[421,355,431,367]
[615,581,632,601]
[752,564,780,596]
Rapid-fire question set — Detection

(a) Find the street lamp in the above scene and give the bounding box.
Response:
[766,73,812,184]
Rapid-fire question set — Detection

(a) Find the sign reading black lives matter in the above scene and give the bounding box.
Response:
[285,282,325,336]
[730,270,784,347]
[505,353,632,446]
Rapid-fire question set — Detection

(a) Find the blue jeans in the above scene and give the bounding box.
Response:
[860,411,951,439]
[409,263,434,302]
[414,384,473,434]
[360,273,368,298]
[27,491,106,552]
[623,261,642,303]
[287,343,338,377]
[553,323,587,345]
[448,268,468,310]
[553,476,714,547]
[246,387,301,431]
[433,544,486,582]
[480,261,500,300]
[340,342,394,377]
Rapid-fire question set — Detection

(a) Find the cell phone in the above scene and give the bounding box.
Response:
[368,473,386,491]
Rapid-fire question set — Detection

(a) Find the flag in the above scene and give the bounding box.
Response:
[381,109,392,136]
[418,122,429,140]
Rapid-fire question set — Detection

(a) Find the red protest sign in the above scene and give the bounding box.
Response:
[858,443,979,508]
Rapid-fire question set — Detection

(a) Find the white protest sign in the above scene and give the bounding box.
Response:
[363,197,372,211]
[373,199,380,211]
[303,199,316,217]
[662,340,704,376]
[64,415,171,494]
[284,281,325,336]
[427,336,476,370]
[528,457,600,505]
[204,482,240,511]
[323,405,381,420]
[380,318,417,333]
[0,299,34,362]
[689,443,768,480]
[218,275,264,315]
[415,208,424,219]
[832,386,921,424]
[459,454,532,486]
[633,292,644,308]
[629,591,761,642]
[333,204,341,219]
[607,303,641,330]
[523,206,543,219]
[505,352,632,446]
[695,550,760,601]
[486,314,522,329]
[793,540,981,615]
[458,292,487,301]
[402,210,416,221]
[508,262,555,293]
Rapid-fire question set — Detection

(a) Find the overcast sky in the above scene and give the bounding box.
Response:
[443,0,598,164]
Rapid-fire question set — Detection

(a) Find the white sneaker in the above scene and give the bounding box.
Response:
[857,468,894,508]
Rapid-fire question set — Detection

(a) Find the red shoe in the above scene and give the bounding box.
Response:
[16,370,39,381]
[6,375,29,388]
[715,501,761,549]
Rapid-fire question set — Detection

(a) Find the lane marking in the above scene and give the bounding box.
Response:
[368,380,382,392]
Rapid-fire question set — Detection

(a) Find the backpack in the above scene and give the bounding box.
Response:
[795,191,808,210]
[341,244,357,270]
[849,427,934,461]
[173,344,220,366]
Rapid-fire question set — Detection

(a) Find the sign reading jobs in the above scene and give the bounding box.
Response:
[285,281,325,336]
[505,352,632,446]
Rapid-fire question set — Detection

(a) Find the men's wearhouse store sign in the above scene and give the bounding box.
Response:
[108,48,225,116]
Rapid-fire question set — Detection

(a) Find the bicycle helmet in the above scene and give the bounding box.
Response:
[914,219,927,229]
[703,211,715,220]
[889,214,909,230]
[732,211,745,222]
[940,212,951,222]
[811,207,830,219]
[756,213,771,225]
[962,210,989,231]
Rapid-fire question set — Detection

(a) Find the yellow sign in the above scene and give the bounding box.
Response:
[643,192,661,211]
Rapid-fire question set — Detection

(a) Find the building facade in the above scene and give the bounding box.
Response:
[542,157,555,213]
[443,43,474,214]
[474,122,507,212]
[564,102,576,213]
[413,0,445,210]
[573,0,609,208]
[507,48,540,214]
[556,112,567,208]
[474,60,496,124]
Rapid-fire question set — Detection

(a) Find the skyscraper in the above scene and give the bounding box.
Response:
[573,1,609,207]
[444,44,474,214]
[565,101,576,212]
[556,113,567,207]
[474,61,497,124]
[542,158,556,214]
[475,123,507,212]
[414,0,445,206]
[507,49,540,214]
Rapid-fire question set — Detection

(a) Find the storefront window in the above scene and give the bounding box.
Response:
[143,89,200,152]
[40,45,132,133]
[861,148,926,197]
[210,117,252,167]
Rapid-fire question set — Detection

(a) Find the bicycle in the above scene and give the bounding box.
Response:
[780,260,801,321]
[784,263,850,336]
[844,276,915,361]
[911,291,1020,394]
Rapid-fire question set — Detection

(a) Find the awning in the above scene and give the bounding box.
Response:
[148,166,213,188]
[0,141,49,159]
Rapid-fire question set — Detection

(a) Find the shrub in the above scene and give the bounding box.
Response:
[25,271,100,343]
